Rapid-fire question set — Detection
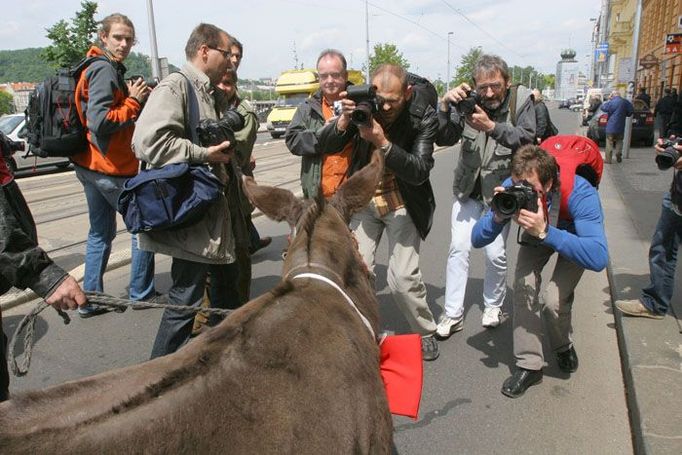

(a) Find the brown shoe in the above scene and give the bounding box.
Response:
[615,300,663,320]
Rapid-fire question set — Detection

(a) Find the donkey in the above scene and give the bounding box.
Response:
[0,149,392,454]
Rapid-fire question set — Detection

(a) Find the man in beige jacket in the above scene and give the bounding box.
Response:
[132,23,239,358]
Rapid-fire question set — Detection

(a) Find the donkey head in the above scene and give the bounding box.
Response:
[243,149,384,288]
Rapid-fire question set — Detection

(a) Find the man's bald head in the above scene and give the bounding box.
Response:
[371,64,408,91]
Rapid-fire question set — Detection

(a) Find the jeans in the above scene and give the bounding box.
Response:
[150,258,239,358]
[640,192,682,315]
[444,196,510,319]
[74,166,155,300]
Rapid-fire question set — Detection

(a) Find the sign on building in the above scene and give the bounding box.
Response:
[618,58,633,83]
[595,42,609,62]
[665,33,682,54]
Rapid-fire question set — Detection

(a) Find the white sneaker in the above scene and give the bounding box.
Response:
[481,307,502,328]
[435,315,463,339]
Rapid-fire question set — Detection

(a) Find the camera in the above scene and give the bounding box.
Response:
[195,109,245,149]
[0,131,25,158]
[655,138,682,170]
[452,89,481,116]
[333,100,343,117]
[346,84,378,126]
[491,182,539,219]
[127,75,159,89]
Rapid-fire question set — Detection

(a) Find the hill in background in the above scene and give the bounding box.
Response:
[0,48,178,83]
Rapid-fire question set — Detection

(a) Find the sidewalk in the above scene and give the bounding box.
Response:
[601,146,682,454]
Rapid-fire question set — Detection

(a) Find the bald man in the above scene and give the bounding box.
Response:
[324,64,441,360]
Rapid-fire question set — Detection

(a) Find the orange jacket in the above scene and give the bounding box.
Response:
[72,46,141,176]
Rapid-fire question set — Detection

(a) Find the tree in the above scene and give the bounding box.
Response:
[365,43,410,75]
[0,91,14,115]
[452,47,483,87]
[42,1,99,68]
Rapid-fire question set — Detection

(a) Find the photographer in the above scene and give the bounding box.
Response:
[72,13,157,317]
[435,54,536,338]
[132,23,237,358]
[0,131,87,401]
[285,49,358,200]
[325,64,441,361]
[616,136,682,319]
[472,145,607,398]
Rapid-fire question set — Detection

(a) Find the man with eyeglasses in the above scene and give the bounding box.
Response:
[132,23,238,358]
[321,64,441,361]
[435,54,536,338]
[285,49,356,200]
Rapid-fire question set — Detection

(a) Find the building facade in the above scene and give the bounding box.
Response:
[556,49,580,100]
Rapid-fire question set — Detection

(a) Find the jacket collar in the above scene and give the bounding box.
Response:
[182,63,213,95]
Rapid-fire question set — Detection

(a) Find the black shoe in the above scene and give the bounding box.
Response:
[616,154,622,163]
[132,292,165,310]
[556,346,579,373]
[249,236,272,254]
[501,368,543,398]
[421,335,440,361]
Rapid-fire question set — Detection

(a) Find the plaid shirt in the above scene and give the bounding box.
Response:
[373,167,405,216]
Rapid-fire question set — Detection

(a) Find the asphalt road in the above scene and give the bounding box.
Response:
[3,104,636,454]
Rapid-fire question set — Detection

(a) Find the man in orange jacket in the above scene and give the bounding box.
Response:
[72,13,156,317]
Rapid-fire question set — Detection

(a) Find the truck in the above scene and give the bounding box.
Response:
[266,69,364,139]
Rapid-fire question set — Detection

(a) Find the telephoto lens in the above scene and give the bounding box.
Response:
[655,139,682,170]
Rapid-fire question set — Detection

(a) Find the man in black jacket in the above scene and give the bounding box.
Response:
[532,89,555,143]
[329,64,440,360]
[0,132,87,401]
[655,88,676,137]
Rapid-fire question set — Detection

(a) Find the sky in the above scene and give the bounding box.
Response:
[2,0,602,82]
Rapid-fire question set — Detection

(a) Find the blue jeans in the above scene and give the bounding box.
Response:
[640,192,682,315]
[75,166,155,300]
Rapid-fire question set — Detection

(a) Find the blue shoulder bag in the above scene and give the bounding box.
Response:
[117,74,224,234]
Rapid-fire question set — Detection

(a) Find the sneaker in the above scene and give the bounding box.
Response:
[435,315,463,339]
[421,335,440,361]
[77,304,110,319]
[481,307,502,328]
[615,299,663,320]
[132,292,166,310]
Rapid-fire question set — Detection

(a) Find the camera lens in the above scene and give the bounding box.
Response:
[655,148,679,170]
[491,192,520,218]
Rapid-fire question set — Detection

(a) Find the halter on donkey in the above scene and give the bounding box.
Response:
[0,150,393,454]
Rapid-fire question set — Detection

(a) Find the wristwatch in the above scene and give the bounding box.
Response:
[537,224,548,241]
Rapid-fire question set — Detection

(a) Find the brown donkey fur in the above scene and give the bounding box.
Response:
[0,150,392,454]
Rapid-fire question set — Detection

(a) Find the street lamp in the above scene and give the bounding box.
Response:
[446,32,453,91]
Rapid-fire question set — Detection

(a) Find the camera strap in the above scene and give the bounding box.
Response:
[177,72,200,145]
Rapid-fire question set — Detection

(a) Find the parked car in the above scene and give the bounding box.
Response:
[0,114,71,173]
[558,99,572,109]
[586,99,654,146]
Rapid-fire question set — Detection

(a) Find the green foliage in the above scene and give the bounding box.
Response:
[42,1,99,68]
[365,43,410,75]
[0,91,15,115]
[453,47,483,87]
[0,48,55,82]
[431,78,446,98]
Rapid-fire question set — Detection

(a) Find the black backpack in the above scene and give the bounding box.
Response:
[407,72,438,112]
[25,56,106,158]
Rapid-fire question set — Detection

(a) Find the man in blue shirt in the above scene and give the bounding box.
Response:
[472,145,608,398]
[601,90,634,164]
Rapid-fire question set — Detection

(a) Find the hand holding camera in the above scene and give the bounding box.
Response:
[126,75,158,103]
[654,136,682,170]
[491,182,547,237]
[197,109,246,163]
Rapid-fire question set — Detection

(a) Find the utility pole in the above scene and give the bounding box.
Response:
[145,0,161,79]
[365,0,370,82]
[623,0,642,159]
[446,32,453,91]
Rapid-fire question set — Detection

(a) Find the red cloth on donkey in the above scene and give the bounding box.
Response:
[379,334,423,420]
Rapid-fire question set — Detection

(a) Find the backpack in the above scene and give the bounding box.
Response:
[407,72,438,113]
[539,135,603,221]
[25,56,106,158]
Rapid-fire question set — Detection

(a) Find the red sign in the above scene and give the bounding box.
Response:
[665,33,682,54]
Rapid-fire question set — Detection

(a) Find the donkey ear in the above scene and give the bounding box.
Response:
[329,148,384,223]
[242,176,305,226]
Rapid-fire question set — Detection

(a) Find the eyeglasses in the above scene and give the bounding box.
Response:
[475,82,504,93]
[318,72,344,80]
[207,45,232,58]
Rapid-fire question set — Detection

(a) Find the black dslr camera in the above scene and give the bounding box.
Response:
[491,182,539,219]
[127,75,159,89]
[346,84,378,126]
[452,89,481,116]
[0,131,25,158]
[195,109,245,149]
[655,138,682,170]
